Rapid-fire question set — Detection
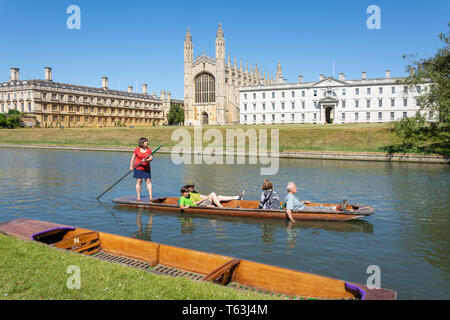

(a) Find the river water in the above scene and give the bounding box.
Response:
[0,147,448,299]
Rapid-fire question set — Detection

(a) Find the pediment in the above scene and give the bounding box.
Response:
[312,77,347,87]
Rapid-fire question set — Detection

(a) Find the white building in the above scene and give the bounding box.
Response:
[240,71,432,125]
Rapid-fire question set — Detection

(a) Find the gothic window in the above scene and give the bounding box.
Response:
[195,73,215,103]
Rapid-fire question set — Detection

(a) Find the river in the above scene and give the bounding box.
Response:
[0,147,448,299]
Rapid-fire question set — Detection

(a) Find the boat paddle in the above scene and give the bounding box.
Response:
[96,145,162,201]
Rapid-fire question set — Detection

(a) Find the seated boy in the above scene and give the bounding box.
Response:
[179,186,213,209]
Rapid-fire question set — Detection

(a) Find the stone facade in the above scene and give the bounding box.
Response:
[240,71,433,124]
[184,24,279,125]
[0,67,180,127]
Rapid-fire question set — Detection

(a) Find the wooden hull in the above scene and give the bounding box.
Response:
[112,196,374,222]
[0,218,395,300]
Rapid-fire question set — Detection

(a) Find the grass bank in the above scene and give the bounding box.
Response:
[0,234,274,300]
[0,123,445,155]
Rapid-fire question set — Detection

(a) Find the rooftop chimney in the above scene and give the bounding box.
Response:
[385,70,391,78]
[142,83,148,94]
[319,74,325,81]
[339,73,345,81]
[127,85,133,93]
[361,71,367,80]
[167,91,171,100]
[9,68,19,81]
[298,75,303,83]
[102,77,108,89]
[160,90,166,100]
[45,67,52,81]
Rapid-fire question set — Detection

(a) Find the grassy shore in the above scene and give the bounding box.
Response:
[0,123,446,155]
[0,233,276,300]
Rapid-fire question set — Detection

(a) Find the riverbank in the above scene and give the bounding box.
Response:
[0,124,447,163]
[0,233,274,300]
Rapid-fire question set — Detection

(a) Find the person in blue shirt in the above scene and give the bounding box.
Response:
[284,182,310,223]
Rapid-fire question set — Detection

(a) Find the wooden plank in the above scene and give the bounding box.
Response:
[52,232,99,250]
[0,218,75,240]
[203,259,241,284]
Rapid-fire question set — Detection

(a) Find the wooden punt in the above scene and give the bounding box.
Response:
[112,195,374,222]
[0,218,396,300]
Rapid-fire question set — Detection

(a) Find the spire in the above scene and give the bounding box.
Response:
[185,26,192,41]
[216,23,224,38]
[276,61,283,83]
[228,52,231,65]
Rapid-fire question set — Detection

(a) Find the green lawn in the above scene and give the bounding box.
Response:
[0,234,275,300]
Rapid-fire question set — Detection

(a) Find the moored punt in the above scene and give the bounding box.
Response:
[0,218,396,300]
[112,196,374,222]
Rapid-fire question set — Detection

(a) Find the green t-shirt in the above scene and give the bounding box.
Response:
[179,196,197,207]
[189,191,202,202]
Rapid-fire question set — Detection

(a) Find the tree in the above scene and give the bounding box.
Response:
[393,26,449,155]
[167,104,185,125]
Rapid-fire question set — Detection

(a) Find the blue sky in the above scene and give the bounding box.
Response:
[0,0,448,99]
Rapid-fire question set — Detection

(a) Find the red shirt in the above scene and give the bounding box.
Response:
[133,147,152,171]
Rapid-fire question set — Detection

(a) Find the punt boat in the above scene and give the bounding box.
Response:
[0,218,395,300]
[112,196,375,222]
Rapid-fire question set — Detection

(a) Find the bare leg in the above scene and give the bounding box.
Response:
[145,178,153,200]
[207,192,223,208]
[136,178,142,200]
[217,195,235,201]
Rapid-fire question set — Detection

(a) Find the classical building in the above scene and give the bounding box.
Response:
[240,71,432,124]
[184,24,280,125]
[0,67,181,127]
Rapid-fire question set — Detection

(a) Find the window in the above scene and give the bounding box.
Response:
[366,100,371,108]
[313,113,317,120]
[355,88,359,95]
[313,90,317,97]
[244,93,247,100]
[378,112,382,119]
[262,114,266,121]
[378,99,383,107]
[391,98,395,107]
[272,92,275,98]
[342,113,345,120]
[342,88,346,96]
[366,112,370,120]
[291,114,294,120]
[253,103,256,111]
[403,112,407,118]
[281,92,285,98]
[272,103,275,110]
[379,87,383,94]
[253,93,256,99]
[302,91,305,97]
[302,101,305,109]
[403,86,408,93]
[244,103,247,111]
[291,102,295,109]
[403,99,408,107]
[253,115,256,121]
[390,112,395,119]
[262,103,266,110]
[281,102,285,110]
[342,100,346,108]
[291,91,295,97]
[28,103,31,112]
[244,115,247,121]
[391,87,395,94]
[272,114,275,121]
[367,88,371,95]
[262,92,265,99]
[355,112,359,120]
[194,73,215,103]
[301,113,305,120]
[355,100,359,108]
[429,111,434,119]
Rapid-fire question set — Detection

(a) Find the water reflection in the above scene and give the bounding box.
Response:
[0,147,449,299]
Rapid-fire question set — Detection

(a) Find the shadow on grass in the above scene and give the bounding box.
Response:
[380,142,450,161]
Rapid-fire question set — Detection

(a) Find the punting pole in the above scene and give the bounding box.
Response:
[96,145,162,201]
